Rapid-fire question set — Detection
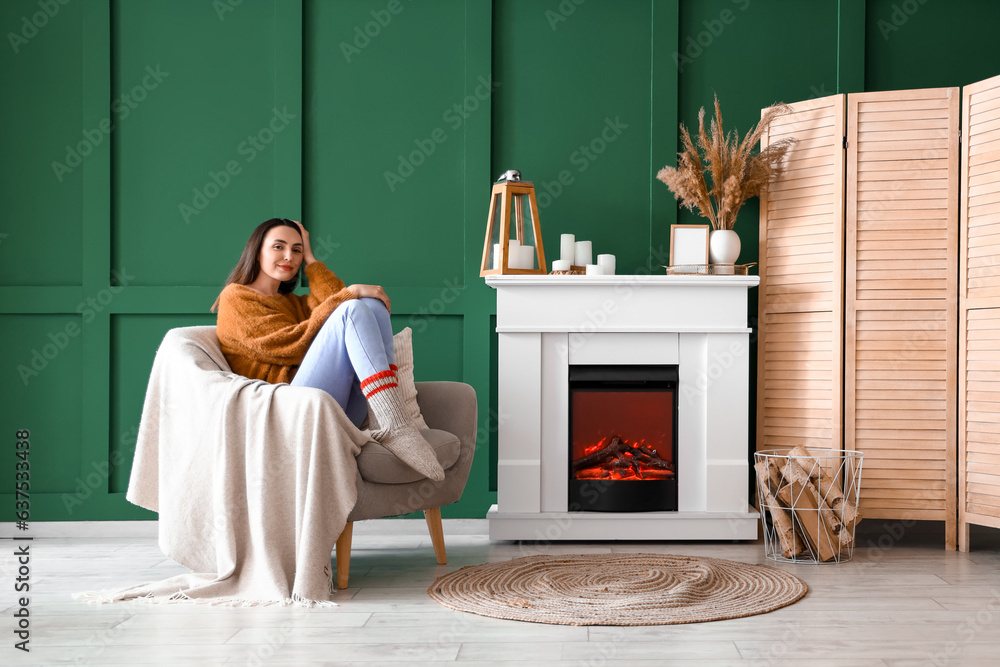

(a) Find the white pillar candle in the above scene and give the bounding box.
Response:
[597,254,616,275]
[585,264,601,275]
[492,244,501,270]
[574,240,592,267]
[560,234,576,262]
[506,239,521,268]
[551,259,571,272]
[519,245,535,270]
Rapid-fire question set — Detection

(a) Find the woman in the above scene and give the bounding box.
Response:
[211,218,444,481]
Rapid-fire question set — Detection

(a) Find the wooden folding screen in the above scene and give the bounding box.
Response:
[757,95,846,454]
[845,88,960,549]
[959,73,1000,550]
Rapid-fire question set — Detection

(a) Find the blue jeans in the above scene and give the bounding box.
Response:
[291,297,394,427]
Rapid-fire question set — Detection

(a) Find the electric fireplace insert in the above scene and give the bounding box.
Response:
[568,365,678,512]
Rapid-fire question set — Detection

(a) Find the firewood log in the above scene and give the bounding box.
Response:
[777,480,841,562]
[782,457,851,547]
[787,445,861,530]
[760,457,784,494]
[754,461,807,558]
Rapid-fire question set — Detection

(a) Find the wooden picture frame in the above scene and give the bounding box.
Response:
[669,224,710,266]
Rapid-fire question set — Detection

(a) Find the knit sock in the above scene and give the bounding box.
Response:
[363,372,445,482]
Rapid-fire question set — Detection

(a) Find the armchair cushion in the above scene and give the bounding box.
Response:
[356,428,461,484]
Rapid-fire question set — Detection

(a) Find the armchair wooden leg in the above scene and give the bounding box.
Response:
[335,522,353,589]
[424,507,447,565]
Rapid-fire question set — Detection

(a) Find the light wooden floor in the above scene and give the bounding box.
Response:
[1,519,999,666]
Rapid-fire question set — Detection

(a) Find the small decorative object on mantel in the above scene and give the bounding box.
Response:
[480,169,547,277]
[549,233,614,274]
[668,224,710,266]
[656,96,795,269]
[663,263,757,276]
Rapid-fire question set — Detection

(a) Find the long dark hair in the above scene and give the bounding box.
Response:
[211,218,302,313]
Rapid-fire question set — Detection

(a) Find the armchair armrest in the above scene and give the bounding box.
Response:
[414,381,478,451]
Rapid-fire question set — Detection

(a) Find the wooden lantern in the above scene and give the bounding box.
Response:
[479,172,547,276]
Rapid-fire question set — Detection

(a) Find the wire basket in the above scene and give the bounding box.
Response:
[754,448,864,564]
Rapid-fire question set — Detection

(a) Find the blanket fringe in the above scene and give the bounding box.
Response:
[72,589,338,608]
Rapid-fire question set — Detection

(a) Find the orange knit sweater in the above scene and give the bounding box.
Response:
[215,261,357,384]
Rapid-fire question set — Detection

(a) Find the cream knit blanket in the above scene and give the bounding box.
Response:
[81,326,370,606]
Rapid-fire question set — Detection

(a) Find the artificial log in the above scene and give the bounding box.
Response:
[782,457,852,548]
[571,436,674,476]
[787,445,861,530]
[777,480,840,562]
[754,461,807,558]
[572,437,629,472]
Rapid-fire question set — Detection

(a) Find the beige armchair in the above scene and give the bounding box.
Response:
[336,380,477,588]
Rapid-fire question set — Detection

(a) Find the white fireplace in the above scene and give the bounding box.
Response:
[486,273,760,541]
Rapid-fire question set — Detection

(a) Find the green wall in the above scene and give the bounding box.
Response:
[3,0,1000,522]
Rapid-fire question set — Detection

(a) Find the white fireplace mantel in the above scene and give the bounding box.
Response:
[486,274,760,541]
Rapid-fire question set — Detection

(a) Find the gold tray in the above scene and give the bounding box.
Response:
[662,263,756,276]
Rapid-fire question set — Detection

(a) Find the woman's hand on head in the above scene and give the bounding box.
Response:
[348,284,391,314]
[289,220,316,265]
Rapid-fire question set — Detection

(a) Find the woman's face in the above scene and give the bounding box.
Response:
[257,225,303,284]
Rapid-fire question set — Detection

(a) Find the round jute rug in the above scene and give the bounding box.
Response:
[427,553,807,626]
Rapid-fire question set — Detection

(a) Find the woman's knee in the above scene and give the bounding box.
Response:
[332,298,387,331]
[335,298,369,318]
[360,296,387,314]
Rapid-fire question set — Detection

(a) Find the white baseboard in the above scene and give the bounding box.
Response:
[0,520,159,539]
[0,518,490,539]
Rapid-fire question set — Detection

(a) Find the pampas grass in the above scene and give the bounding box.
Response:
[657,96,795,231]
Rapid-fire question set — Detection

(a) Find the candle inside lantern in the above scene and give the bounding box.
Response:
[575,240,592,267]
[519,245,535,270]
[506,239,521,269]
[552,259,571,272]
[560,234,576,262]
[597,254,616,275]
[492,244,501,270]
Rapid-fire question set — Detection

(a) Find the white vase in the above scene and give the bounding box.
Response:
[709,229,741,266]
